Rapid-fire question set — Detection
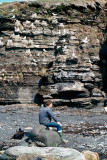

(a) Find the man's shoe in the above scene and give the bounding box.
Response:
[62,139,69,143]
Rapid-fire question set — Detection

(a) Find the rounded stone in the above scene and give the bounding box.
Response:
[82,150,100,160]
[4,146,85,160]
[30,125,61,147]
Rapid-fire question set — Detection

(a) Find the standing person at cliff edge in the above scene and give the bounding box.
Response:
[39,100,68,143]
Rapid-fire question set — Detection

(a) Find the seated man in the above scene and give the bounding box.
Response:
[39,100,68,143]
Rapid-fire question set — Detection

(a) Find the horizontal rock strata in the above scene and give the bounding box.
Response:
[0,0,107,107]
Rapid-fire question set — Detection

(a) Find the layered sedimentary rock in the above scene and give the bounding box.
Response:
[0,0,107,107]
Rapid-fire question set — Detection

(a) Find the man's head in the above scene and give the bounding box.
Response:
[44,100,53,108]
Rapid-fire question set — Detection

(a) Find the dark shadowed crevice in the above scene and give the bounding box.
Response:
[34,93,44,105]
[99,26,107,93]
[0,101,20,105]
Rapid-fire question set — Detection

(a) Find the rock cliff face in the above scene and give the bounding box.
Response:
[0,0,107,107]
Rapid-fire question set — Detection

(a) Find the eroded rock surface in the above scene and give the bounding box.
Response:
[0,0,107,107]
[2,146,85,160]
[16,154,56,160]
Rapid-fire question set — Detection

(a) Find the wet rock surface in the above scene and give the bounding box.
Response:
[0,104,106,159]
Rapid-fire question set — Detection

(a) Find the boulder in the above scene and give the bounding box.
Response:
[71,98,92,108]
[16,154,55,160]
[3,146,85,160]
[30,125,61,147]
[82,150,100,160]
[71,97,105,108]
[91,88,103,97]
[58,82,85,92]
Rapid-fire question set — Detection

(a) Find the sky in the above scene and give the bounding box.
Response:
[0,0,23,3]
[0,0,18,2]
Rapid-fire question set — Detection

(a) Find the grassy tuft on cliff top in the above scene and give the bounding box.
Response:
[0,2,28,18]
[0,0,106,18]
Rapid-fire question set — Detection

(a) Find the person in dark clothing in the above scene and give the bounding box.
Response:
[39,100,68,143]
